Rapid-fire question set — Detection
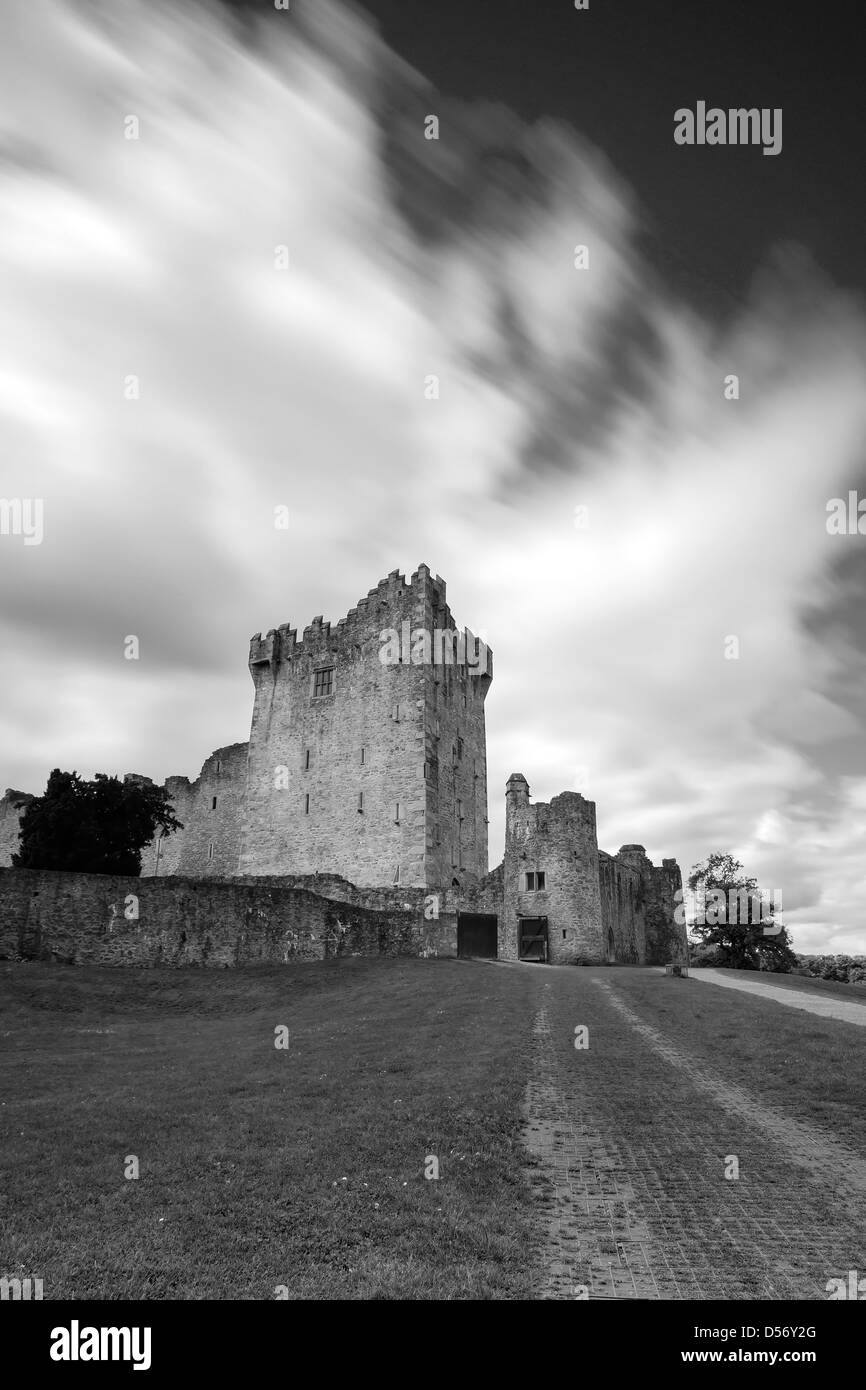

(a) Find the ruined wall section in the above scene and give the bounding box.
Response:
[139,743,248,878]
[598,846,687,965]
[599,847,647,964]
[0,790,34,867]
[502,775,605,963]
[645,858,688,964]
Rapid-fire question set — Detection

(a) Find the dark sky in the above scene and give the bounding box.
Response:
[362,0,863,316]
[235,0,863,320]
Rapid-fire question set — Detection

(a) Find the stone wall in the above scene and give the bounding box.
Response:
[0,868,453,968]
[222,871,457,956]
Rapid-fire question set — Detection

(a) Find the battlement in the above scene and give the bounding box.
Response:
[248,563,477,678]
[549,790,595,816]
[506,778,597,826]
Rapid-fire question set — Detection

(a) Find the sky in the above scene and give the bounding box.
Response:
[1,0,865,952]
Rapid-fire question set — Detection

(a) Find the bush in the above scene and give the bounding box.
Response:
[687,943,724,968]
[794,954,866,984]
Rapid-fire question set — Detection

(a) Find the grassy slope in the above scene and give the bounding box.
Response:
[0,958,538,1300]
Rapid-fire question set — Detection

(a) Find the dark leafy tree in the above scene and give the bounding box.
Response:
[688,851,797,972]
[12,770,183,876]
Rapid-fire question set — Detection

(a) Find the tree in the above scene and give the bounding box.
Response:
[12,770,183,876]
[687,851,797,972]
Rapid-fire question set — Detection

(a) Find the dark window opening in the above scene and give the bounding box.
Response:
[212,796,217,809]
[313,667,334,698]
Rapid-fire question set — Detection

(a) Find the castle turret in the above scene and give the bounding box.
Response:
[501,777,605,963]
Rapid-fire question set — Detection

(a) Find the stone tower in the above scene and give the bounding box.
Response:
[239,564,492,888]
[502,774,606,963]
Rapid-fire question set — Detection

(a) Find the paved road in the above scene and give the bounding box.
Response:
[518,966,866,1299]
[689,968,866,1026]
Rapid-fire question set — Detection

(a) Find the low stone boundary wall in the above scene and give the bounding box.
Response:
[0,868,456,967]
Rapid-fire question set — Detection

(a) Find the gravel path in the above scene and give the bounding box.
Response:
[690,968,866,1026]
[520,967,865,1300]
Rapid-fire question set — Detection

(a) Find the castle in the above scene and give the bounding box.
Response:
[0,564,687,965]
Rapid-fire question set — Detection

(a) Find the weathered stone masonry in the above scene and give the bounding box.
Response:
[0,868,452,967]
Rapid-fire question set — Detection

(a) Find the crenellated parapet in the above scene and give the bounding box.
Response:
[248,563,492,685]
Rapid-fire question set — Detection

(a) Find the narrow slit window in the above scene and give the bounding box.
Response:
[358,791,364,813]
[304,793,310,815]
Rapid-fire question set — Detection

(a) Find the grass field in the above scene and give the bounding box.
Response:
[3,956,865,1301]
[0,957,539,1299]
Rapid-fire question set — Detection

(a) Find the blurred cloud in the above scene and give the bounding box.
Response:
[2,0,866,950]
